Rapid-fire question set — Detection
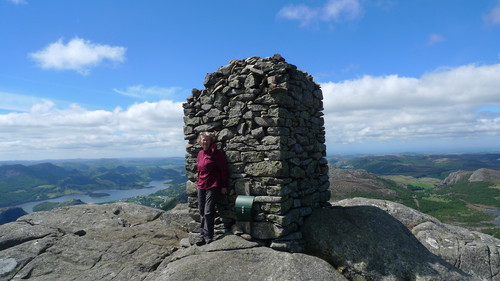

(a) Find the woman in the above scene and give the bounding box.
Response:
[196,132,228,244]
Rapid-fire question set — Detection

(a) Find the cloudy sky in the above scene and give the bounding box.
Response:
[1,0,499,161]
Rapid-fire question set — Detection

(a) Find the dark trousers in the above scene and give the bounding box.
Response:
[197,187,219,239]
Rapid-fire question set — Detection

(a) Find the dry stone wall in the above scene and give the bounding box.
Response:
[183,54,330,252]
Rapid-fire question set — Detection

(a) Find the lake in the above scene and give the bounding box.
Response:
[486,210,500,225]
[16,180,170,213]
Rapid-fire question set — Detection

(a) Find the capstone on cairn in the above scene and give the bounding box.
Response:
[183,54,330,252]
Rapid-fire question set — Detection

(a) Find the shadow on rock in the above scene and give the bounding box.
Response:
[302,206,478,281]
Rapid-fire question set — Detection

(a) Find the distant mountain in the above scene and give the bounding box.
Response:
[441,170,473,185]
[29,162,75,182]
[0,164,52,193]
[329,166,397,199]
[442,168,500,185]
[0,160,185,207]
[330,153,500,179]
[469,168,500,182]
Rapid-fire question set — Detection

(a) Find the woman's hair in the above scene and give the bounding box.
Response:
[197,132,215,145]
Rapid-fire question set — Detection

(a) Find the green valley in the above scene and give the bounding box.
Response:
[329,153,500,238]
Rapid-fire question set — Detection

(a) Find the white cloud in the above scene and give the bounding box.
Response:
[278,0,363,26]
[114,85,183,100]
[278,4,318,23]
[0,99,184,160]
[322,0,362,21]
[2,62,500,160]
[321,63,500,146]
[484,3,500,25]
[427,33,445,46]
[29,37,126,75]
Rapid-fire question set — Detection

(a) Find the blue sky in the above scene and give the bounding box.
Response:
[1,0,499,161]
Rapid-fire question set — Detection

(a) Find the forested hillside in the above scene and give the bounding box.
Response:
[330,153,500,178]
[0,158,185,207]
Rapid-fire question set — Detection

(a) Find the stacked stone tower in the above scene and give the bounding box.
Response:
[183,54,329,252]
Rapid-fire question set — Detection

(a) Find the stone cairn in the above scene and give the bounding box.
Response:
[183,54,330,252]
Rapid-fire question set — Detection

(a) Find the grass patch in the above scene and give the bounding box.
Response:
[421,196,450,203]
[482,227,500,239]
[340,179,500,236]
[408,183,435,190]
[382,175,440,190]
[34,185,56,190]
[435,182,500,208]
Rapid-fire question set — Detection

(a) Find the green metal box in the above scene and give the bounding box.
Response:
[235,195,255,221]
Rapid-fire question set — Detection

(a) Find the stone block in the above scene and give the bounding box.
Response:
[234,180,251,196]
[188,221,201,233]
[206,108,222,118]
[222,118,240,127]
[228,162,244,173]
[266,151,292,161]
[254,196,284,203]
[266,185,292,197]
[225,150,241,163]
[266,210,300,226]
[261,136,280,145]
[254,117,280,127]
[244,74,260,89]
[267,127,290,136]
[258,198,293,215]
[185,170,197,181]
[188,208,200,222]
[185,162,197,173]
[188,196,198,208]
[186,180,197,196]
[251,221,297,240]
[244,161,289,177]
[194,122,222,133]
[184,116,201,126]
[251,127,265,139]
[241,151,265,163]
[183,125,193,135]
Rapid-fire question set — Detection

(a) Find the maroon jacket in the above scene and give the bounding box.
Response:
[197,143,228,190]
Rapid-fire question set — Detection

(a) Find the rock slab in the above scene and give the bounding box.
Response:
[0,203,189,281]
[332,198,500,281]
[1,200,499,281]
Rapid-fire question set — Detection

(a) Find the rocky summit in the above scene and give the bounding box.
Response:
[442,168,500,185]
[1,199,499,281]
[328,167,396,198]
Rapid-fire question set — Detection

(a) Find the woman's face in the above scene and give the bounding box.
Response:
[200,135,212,151]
